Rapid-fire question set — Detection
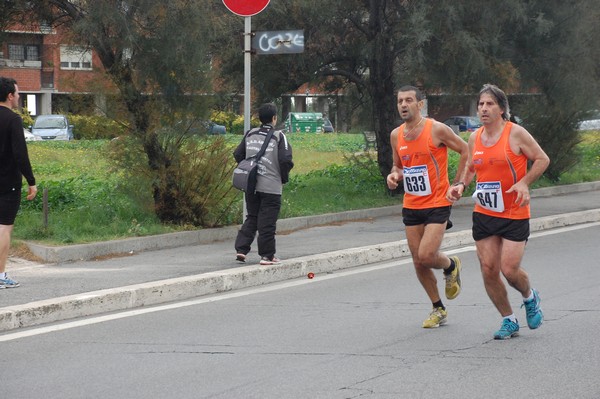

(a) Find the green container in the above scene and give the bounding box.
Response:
[284,112,324,133]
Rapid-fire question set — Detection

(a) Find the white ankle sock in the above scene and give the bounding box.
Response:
[523,290,534,302]
[504,314,517,323]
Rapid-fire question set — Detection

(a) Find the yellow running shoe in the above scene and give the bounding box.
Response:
[445,256,462,300]
[422,307,447,328]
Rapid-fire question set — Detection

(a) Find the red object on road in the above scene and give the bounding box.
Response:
[222,0,270,17]
[307,272,315,279]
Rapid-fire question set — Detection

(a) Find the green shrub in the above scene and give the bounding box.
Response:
[231,115,247,135]
[16,108,34,128]
[210,110,258,135]
[20,175,117,212]
[108,130,240,227]
[68,114,129,140]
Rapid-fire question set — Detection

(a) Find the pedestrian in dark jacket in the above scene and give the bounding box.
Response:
[233,103,293,265]
[0,77,37,288]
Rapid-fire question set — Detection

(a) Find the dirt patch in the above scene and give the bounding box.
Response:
[8,242,44,263]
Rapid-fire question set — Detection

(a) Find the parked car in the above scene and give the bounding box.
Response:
[578,119,600,131]
[578,110,600,131]
[206,121,226,135]
[510,115,523,125]
[177,119,226,135]
[323,117,334,133]
[443,116,482,133]
[30,114,74,140]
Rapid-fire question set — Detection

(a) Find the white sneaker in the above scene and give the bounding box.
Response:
[259,256,281,265]
[0,274,20,288]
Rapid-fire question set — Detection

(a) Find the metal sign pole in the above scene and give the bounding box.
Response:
[243,16,251,219]
[244,16,251,133]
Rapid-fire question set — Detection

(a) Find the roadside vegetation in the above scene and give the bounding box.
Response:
[13,131,600,246]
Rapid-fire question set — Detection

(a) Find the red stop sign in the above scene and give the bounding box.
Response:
[222,0,270,17]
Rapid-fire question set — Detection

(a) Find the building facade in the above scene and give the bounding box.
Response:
[0,22,111,116]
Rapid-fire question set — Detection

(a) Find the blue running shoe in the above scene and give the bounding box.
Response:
[522,288,543,329]
[494,318,520,340]
[0,274,20,288]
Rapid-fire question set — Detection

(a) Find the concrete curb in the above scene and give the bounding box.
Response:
[277,205,404,232]
[23,181,600,264]
[25,206,407,263]
[25,226,241,264]
[2,208,599,333]
[530,181,600,198]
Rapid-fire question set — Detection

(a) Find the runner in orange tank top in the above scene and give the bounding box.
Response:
[447,84,550,340]
[396,118,452,210]
[387,85,469,329]
[471,121,529,219]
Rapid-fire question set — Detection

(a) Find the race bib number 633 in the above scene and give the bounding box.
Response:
[403,165,432,196]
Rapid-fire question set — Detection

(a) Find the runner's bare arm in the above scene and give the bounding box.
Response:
[387,128,403,190]
[447,133,476,202]
[433,121,469,185]
[506,125,550,206]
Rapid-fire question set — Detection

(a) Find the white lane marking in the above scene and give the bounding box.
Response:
[1,222,598,342]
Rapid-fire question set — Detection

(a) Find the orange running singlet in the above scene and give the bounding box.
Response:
[397,119,451,209]
[472,122,529,219]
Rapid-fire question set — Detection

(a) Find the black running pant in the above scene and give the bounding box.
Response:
[235,191,281,259]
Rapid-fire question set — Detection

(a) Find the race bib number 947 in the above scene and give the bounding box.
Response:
[472,181,505,212]
[403,165,432,196]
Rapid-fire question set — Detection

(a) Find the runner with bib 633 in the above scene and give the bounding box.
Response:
[387,85,469,329]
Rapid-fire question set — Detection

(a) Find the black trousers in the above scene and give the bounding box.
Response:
[235,191,281,259]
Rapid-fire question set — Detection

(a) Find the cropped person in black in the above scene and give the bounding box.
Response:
[0,77,37,288]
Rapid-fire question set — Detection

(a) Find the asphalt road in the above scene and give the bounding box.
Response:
[2,222,599,398]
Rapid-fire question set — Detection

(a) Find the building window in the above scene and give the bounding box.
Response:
[60,45,92,70]
[8,44,40,61]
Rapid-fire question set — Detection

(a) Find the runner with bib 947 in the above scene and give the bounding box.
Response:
[446,84,550,340]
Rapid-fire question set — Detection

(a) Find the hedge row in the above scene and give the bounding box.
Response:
[68,114,128,140]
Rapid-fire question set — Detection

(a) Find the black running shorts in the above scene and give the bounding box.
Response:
[472,212,529,242]
[0,188,21,225]
[402,206,452,228]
